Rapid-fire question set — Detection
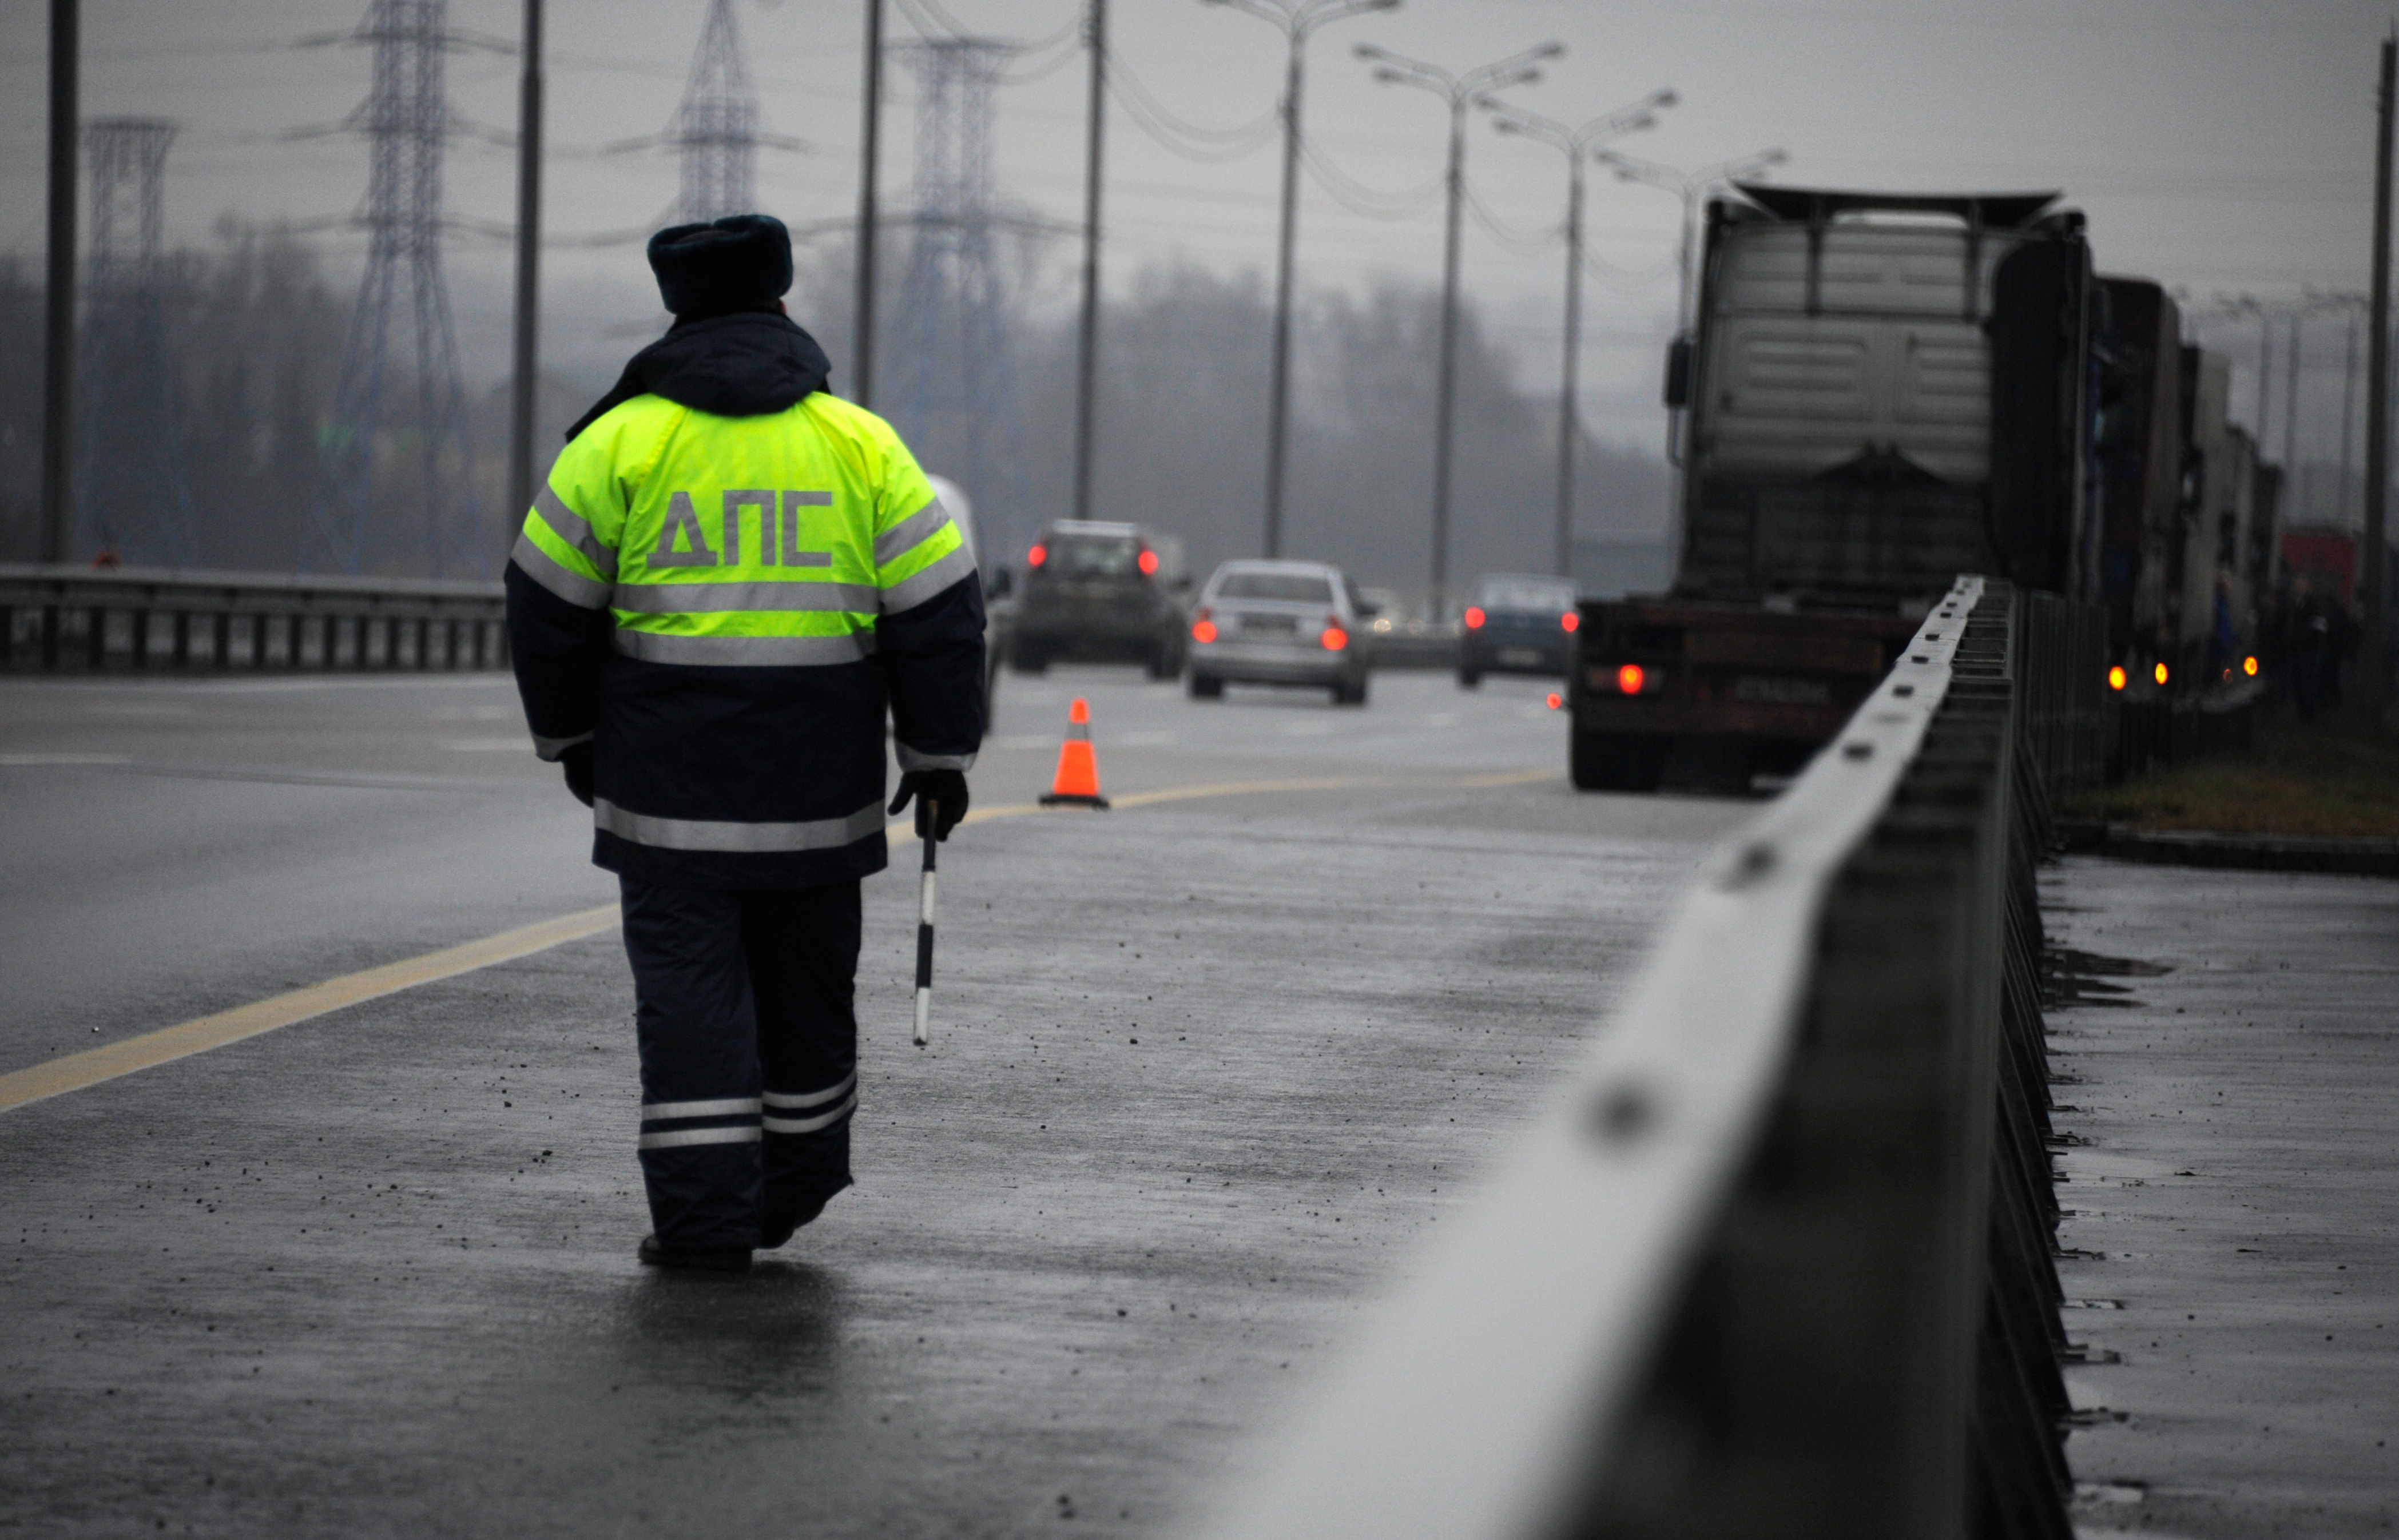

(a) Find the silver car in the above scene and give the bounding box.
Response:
[1187,559,1375,706]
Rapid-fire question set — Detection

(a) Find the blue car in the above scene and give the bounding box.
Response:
[1457,574,1578,686]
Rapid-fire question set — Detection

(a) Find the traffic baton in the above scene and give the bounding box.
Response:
[913,798,938,1047]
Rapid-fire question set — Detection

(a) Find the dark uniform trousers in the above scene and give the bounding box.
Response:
[619,877,861,1251]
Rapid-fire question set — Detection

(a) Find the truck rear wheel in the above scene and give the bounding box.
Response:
[1188,672,1224,700]
[1571,731,1666,793]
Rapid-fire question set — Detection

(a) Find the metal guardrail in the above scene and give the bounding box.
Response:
[0,564,509,674]
[1202,575,2083,1540]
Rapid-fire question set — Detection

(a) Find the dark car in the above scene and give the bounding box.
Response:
[1007,520,1190,678]
[1457,574,1578,686]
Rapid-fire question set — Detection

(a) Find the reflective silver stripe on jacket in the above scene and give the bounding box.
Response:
[642,1097,764,1120]
[873,498,951,565]
[535,484,618,579]
[610,628,875,667]
[593,797,887,854]
[531,730,592,763]
[763,1073,856,1111]
[636,1125,763,1150]
[880,541,979,614]
[612,579,880,615]
[895,742,976,773]
[763,1089,857,1136]
[512,534,611,610]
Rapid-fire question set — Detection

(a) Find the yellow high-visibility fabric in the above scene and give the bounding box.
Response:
[515,392,965,651]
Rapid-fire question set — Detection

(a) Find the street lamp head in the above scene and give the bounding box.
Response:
[1372,65,1404,83]
[1652,88,1680,109]
[1627,113,1657,134]
[1532,41,1565,59]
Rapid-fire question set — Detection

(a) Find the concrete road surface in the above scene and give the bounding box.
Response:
[0,664,1755,1538]
[2047,858,2398,1540]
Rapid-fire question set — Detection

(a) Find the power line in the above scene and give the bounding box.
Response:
[1296,130,1442,220]
[1464,181,1559,252]
[1105,46,1280,144]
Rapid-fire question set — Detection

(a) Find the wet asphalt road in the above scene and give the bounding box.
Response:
[0,665,1756,1538]
[2045,858,2399,1540]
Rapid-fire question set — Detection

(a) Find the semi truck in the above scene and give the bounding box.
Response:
[1568,184,2270,792]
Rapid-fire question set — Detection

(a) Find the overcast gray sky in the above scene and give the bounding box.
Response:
[0,0,2384,463]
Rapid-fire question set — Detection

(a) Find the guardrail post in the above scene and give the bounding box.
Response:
[171,610,190,668]
[212,612,229,668]
[42,606,60,670]
[85,606,105,671]
[472,619,489,669]
[0,606,13,672]
[130,607,149,671]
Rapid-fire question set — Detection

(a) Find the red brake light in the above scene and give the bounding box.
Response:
[1560,611,1579,633]
[1617,663,1646,695]
[1322,618,1348,651]
[1546,691,1562,710]
[1027,543,1047,568]
[1464,606,1486,629]
[1193,618,1218,643]
[1138,548,1159,575]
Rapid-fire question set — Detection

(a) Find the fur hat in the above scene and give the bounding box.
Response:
[647,214,794,319]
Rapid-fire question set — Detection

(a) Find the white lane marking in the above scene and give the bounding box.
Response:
[1115,731,1179,747]
[983,734,1055,750]
[0,753,136,766]
[1280,721,1334,737]
[446,738,534,752]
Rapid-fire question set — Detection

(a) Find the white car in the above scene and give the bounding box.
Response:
[1187,559,1376,706]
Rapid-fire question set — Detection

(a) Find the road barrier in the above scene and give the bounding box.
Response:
[1205,575,2096,1540]
[0,564,509,674]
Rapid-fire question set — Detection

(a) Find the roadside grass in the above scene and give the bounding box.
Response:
[2060,721,2399,839]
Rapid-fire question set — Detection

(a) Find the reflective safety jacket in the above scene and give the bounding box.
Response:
[505,352,985,891]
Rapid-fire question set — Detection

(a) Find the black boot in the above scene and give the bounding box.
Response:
[637,1233,752,1272]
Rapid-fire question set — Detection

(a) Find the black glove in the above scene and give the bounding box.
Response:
[559,742,595,808]
[887,769,968,841]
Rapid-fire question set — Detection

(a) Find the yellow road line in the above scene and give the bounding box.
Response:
[2,766,1562,1113]
[0,905,619,1114]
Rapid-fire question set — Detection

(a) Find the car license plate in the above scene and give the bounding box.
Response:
[1240,615,1297,634]
[1733,675,1832,705]
[1499,647,1542,666]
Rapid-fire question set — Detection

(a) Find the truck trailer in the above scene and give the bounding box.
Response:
[1570,185,2104,791]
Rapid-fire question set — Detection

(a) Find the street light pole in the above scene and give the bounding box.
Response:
[506,0,544,549]
[2362,33,2393,726]
[41,0,77,566]
[1481,91,1675,580]
[1202,0,1397,560]
[854,0,884,410]
[1072,0,1107,524]
[1358,40,1562,619]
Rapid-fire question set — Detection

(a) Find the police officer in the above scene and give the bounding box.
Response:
[507,214,984,1272]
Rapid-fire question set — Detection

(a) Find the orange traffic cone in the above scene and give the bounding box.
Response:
[1039,697,1111,809]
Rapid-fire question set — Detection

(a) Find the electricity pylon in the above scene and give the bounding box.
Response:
[310,0,484,577]
[892,38,1027,556]
[76,116,199,566]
